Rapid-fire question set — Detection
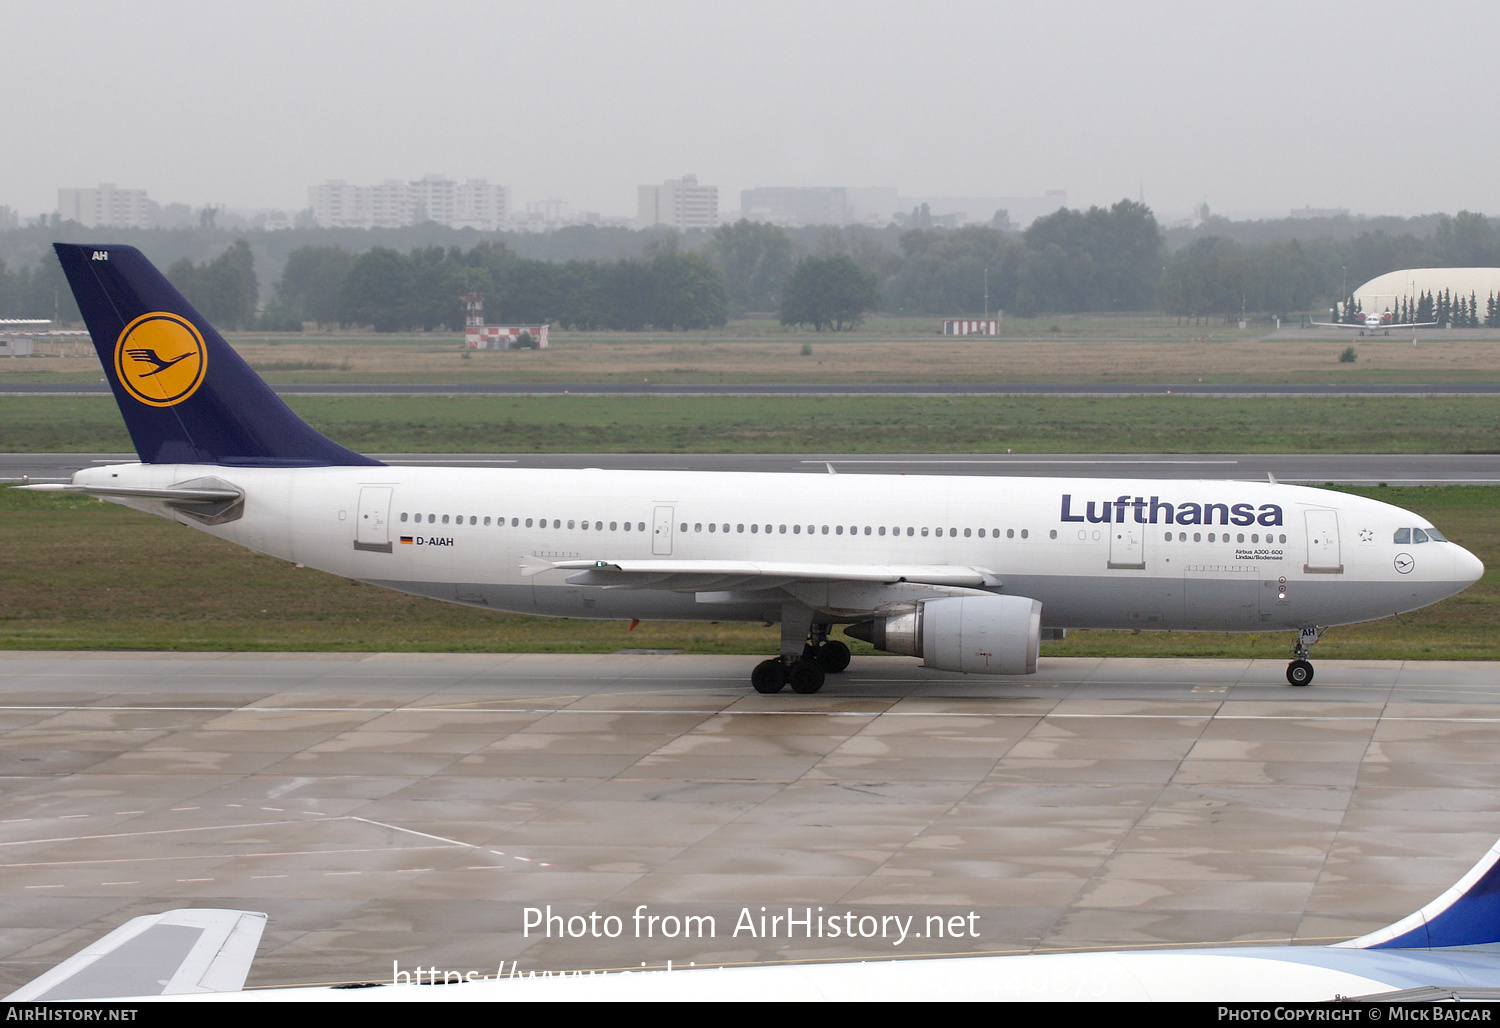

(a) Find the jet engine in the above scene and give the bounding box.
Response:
[845,595,1042,675]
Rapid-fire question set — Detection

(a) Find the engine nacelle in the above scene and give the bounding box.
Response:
[846,595,1042,675]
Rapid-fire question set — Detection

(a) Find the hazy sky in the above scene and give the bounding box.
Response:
[8,0,1499,221]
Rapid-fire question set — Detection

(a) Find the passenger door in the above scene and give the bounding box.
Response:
[1107,522,1145,570]
[354,487,393,553]
[1304,509,1342,573]
[653,506,674,556]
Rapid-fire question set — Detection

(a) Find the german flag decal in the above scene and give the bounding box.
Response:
[400,536,414,545]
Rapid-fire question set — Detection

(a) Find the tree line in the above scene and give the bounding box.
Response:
[265,242,730,332]
[4,206,1498,328]
[247,199,1167,332]
[1160,211,1500,321]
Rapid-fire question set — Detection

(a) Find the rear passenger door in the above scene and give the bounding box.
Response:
[354,487,393,553]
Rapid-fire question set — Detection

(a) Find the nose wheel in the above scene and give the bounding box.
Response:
[1286,660,1314,687]
[1285,627,1323,687]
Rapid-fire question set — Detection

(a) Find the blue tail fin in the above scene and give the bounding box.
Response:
[55,243,379,467]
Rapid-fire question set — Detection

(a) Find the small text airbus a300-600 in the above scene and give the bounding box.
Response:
[29,244,1483,693]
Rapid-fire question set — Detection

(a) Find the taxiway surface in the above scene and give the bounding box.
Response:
[2,653,1498,991]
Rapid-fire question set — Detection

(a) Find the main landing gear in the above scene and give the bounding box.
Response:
[1286,626,1324,687]
[751,608,850,695]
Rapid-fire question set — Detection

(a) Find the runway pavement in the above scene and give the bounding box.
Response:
[2,653,1499,991]
[7,452,1500,484]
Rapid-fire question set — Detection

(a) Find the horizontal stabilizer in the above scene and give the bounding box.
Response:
[19,476,246,525]
[19,482,243,503]
[5,908,266,1000]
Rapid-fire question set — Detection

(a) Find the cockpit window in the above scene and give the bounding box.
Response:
[1393,528,1411,544]
[1413,528,1430,544]
[1426,528,1447,542]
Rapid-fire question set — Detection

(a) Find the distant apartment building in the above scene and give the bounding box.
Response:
[637,174,718,231]
[846,187,900,226]
[57,184,152,229]
[738,186,913,227]
[741,187,850,227]
[897,191,1067,230]
[309,176,509,230]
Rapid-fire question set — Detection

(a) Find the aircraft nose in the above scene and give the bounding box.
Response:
[1455,545,1485,587]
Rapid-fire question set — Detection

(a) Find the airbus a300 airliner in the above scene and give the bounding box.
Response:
[27,244,1484,693]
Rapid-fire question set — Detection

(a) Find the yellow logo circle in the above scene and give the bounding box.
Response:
[113,313,207,407]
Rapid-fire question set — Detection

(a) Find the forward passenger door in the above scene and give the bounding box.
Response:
[1304,510,1342,573]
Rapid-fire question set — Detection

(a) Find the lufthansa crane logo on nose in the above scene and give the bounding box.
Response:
[113,312,207,407]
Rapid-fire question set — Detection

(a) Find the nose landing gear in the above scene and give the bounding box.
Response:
[1286,626,1324,687]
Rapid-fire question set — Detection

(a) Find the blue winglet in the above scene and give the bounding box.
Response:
[54,243,380,467]
[1340,838,1500,950]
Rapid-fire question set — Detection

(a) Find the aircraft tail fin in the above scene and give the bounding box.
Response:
[54,243,379,467]
[1339,838,1500,949]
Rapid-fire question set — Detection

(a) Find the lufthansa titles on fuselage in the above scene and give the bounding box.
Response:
[1060,493,1284,527]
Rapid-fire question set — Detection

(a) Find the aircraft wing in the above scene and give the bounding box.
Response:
[547,559,1001,591]
[1310,321,1439,329]
[4,909,266,1000]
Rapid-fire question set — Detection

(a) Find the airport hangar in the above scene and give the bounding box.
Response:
[1353,267,1500,315]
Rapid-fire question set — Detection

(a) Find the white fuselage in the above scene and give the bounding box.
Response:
[73,462,1482,637]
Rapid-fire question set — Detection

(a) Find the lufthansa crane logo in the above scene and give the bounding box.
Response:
[113,313,208,407]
